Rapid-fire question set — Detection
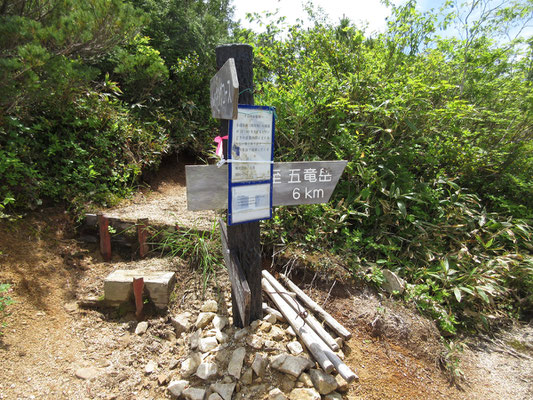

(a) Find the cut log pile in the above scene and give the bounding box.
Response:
[261,270,358,383]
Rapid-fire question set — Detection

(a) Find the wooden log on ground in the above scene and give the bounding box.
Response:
[280,273,352,340]
[262,278,334,374]
[262,270,339,351]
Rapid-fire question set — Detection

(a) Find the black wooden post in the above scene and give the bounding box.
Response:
[216,44,263,327]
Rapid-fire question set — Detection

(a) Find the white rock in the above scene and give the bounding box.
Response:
[168,380,189,397]
[250,320,260,330]
[269,388,287,400]
[205,328,218,337]
[190,329,201,350]
[334,375,349,393]
[182,387,206,400]
[75,367,99,380]
[288,388,321,400]
[271,355,314,377]
[259,321,272,332]
[264,340,280,351]
[269,325,285,341]
[247,334,263,349]
[208,394,223,400]
[325,392,343,400]
[287,341,303,355]
[196,312,216,329]
[215,329,229,344]
[334,337,343,348]
[180,353,201,378]
[227,347,246,379]
[212,315,228,331]
[211,382,236,400]
[309,369,337,395]
[251,353,268,377]
[240,367,253,385]
[135,321,148,335]
[201,300,218,313]
[195,362,218,380]
[198,336,219,353]
[171,312,192,335]
[298,372,313,387]
[144,360,157,375]
[382,269,406,294]
[234,327,249,341]
[287,326,296,336]
[263,313,277,324]
[270,354,287,369]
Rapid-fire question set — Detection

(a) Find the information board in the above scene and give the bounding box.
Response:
[228,105,275,225]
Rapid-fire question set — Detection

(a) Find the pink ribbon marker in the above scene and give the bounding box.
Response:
[214,135,228,157]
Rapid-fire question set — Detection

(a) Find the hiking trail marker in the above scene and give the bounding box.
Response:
[186,44,347,327]
[210,58,239,120]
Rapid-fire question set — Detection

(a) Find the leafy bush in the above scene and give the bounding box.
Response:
[245,3,533,335]
[1,78,168,212]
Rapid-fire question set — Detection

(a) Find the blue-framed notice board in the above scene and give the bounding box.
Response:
[228,105,275,225]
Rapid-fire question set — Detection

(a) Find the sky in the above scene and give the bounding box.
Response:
[231,0,399,34]
[231,0,533,44]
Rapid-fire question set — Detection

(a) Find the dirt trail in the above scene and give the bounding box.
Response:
[100,156,216,231]
[0,158,531,400]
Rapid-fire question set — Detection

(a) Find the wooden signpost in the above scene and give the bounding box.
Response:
[187,44,347,328]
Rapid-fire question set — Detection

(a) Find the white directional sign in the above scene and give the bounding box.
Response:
[210,58,239,120]
[186,160,347,211]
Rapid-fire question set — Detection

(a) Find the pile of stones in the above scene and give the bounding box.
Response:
[139,299,351,399]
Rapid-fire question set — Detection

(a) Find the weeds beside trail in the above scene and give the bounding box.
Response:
[152,221,222,291]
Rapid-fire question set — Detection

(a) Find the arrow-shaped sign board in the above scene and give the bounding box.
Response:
[186,160,347,211]
[210,58,239,120]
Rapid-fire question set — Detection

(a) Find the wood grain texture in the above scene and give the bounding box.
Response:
[216,44,263,325]
[219,219,251,327]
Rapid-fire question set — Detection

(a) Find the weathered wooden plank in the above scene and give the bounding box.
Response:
[210,58,239,120]
[219,219,251,327]
[186,160,347,211]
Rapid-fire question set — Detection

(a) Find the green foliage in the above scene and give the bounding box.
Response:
[124,0,235,154]
[245,2,533,335]
[0,283,14,335]
[0,0,234,213]
[1,79,167,212]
